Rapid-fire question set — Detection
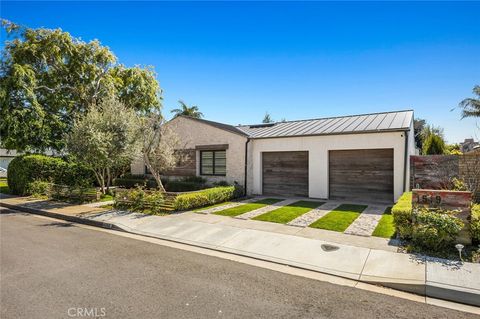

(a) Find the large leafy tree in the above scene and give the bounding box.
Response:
[421,125,447,155]
[170,100,203,119]
[67,98,140,194]
[0,20,161,152]
[459,85,480,118]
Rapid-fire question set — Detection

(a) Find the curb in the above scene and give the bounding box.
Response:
[2,201,479,308]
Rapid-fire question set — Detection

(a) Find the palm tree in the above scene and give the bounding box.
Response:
[459,85,480,118]
[171,100,204,119]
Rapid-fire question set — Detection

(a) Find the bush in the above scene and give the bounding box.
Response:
[392,192,413,239]
[472,204,480,243]
[26,180,52,197]
[173,186,235,211]
[114,187,165,214]
[7,154,94,195]
[411,208,464,251]
[164,176,208,192]
[113,175,157,189]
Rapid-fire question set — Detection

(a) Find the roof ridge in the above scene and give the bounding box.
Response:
[236,109,413,127]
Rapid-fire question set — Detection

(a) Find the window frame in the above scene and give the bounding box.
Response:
[200,150,226,176]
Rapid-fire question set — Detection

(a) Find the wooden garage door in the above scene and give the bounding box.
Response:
[329,149,394,203]
[262,151,308,197]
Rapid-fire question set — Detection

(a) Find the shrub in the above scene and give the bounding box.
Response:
[173,186,235,211]
[392,192,413,239]
[50,184,99,203]
[26,180,52,197]
[114,187,165,214]
[411,208,464,251]
[472,204,480,243]
[7,154,94,195]
[165,180,206,192]
[113,175,157,189]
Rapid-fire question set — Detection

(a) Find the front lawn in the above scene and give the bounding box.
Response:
[253,200,324,224]
[214,198,282,217]
[0,178,10,194]
[309,204,367,232]
[194,201,233,212]
[372,207,396,238]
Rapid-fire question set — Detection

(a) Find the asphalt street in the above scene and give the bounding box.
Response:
[1,208,476,319]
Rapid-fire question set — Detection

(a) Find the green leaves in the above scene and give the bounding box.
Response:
[0,19,161,152]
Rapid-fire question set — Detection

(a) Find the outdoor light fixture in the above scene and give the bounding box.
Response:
[455,244,464,261]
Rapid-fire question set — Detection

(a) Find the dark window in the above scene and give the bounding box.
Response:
[200,150,226,176]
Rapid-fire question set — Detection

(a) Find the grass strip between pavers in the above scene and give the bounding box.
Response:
[309,204,367,232]
[372,207,396,238]
[214,198,283,217]
[253,200,325,224]
[193,201,233,212]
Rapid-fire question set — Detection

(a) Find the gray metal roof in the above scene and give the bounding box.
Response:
[236,110,413,139]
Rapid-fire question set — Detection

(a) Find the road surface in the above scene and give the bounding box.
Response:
[1,208,476,318]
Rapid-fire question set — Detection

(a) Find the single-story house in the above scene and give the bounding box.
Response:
[131,110,415,203]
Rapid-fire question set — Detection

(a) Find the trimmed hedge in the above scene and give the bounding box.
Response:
[173,186,236,211]
[472,204,480,243]
[113,175,157,189]
[392,192,413,239]
[7,154,94,195]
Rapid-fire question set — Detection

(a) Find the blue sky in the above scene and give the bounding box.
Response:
[2,1,479,143]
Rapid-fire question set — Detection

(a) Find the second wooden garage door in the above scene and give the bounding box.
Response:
[329,149,394,203]
[262,151,309,197]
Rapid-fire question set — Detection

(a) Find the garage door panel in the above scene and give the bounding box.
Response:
[329,149,393,203]
[262,151,308,197]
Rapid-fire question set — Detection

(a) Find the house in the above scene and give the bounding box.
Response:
[131,110,415,203]
[460,138,479,153]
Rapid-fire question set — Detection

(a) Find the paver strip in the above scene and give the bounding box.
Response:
[344,204,388,237]
[235,198,298,220]
[287,201,341,227]
[196,197,264,214]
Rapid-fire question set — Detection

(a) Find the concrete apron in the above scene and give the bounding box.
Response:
[1,200,479,308]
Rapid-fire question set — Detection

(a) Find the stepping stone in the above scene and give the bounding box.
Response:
[235,198,298,220]
[287,201,341,227]
[197,197,263,214]
[344,204,388,237]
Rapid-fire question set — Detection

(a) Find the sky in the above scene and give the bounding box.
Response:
[1,1,479,143]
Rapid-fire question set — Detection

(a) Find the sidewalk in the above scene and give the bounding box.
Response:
[1,196,479,308]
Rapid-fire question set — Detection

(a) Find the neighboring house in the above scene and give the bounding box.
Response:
[131,110,415,203]
[0,148,18,171]
[460,138,479,153]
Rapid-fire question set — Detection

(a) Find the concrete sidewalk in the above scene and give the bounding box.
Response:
[1,196,479,308]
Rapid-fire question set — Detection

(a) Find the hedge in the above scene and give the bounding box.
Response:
[113,175,157,189]
[472,204,480,243]
[7,154,94,195]
[391,191,413,239]
[173,186,236,211]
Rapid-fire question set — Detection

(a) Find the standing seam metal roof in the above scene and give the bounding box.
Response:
[236,110,413,138]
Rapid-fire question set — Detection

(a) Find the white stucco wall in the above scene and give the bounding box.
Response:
[248,130,413,202]
[131,117,248,186]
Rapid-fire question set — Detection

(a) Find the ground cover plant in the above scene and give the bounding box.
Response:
[214,198,282,217]
[309,204,367,232]
[372,207,396,238]
[253,200,324,224]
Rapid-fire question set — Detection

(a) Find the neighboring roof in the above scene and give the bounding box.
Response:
[176,115,249,137]
[236,110,413,139]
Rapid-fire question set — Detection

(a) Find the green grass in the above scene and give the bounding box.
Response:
[372,207,396,238]
[0,178,10,194]
[253,200,324,224]
[214,198,283,217]
[309,204,367,232]
[193,201,233,212]
[99,194,114,202]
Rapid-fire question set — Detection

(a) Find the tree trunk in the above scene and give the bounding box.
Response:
[143,153,166,192]
[106,167,112,193]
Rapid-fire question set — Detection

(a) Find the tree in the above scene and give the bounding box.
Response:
[140,113,183,192]
[66,98,140,194]
[262,112,273,123]
[170,100,203,119]
[421,125,447,155]
[459,85,480,118]
[413,118,426,150]
[0,20,161,152]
